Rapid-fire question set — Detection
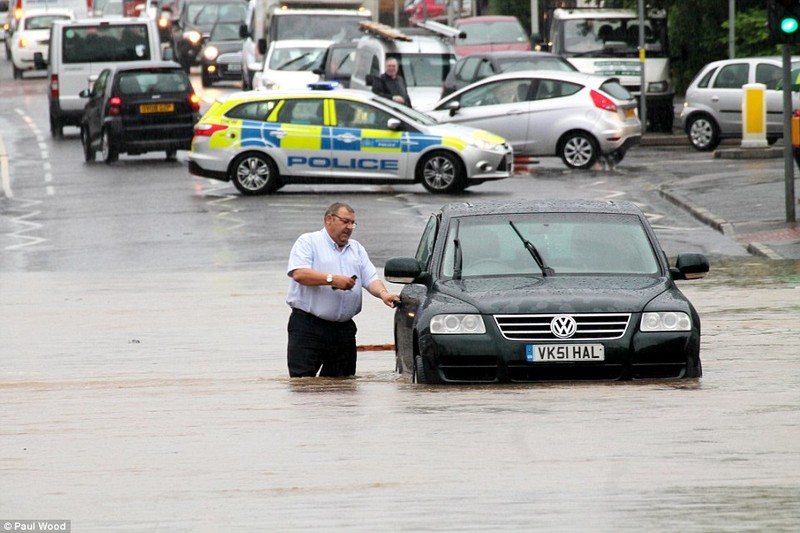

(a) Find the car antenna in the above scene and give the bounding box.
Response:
[509,221,555,276]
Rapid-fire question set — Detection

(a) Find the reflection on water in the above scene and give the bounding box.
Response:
[1,261,799,531]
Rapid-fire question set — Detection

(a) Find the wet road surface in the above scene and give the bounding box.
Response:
[2,261,799,531]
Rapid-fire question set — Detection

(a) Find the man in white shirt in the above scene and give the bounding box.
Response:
[286,202,400,377]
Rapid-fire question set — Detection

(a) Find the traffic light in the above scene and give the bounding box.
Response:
[768,0,800,44]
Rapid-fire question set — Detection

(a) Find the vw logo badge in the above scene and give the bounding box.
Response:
[550,315,577,338]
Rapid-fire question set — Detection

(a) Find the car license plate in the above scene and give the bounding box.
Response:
[140,103,175,114]
[227,63,241,72]
[526,344,605,362]
[624,107,636,118]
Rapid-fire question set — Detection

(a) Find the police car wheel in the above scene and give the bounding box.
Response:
[231,152,280,195]
[81,127,96,163]
[559,131,599,170]
[102,129,119,164]
[419,151,465,194]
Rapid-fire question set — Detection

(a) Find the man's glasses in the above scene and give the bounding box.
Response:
[331,214,358,227]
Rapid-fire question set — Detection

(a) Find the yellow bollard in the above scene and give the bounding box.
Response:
[741,83,768,148]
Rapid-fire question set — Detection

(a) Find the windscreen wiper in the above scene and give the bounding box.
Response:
[509,221,555,276]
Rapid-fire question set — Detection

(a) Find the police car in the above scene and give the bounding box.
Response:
[188,84,513,195]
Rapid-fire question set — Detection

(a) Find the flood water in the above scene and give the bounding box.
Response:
[2,258,799,531]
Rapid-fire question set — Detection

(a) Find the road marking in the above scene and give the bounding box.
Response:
[5,198,46,250]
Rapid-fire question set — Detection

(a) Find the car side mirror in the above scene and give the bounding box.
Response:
[384,257,424,284]
[239,23,249,39]
[312,66,324,75]
[671,253,709,280]
[79,88,91,98]
[257,38,267,55]
[365,74,374,87]
[447,100,460,117]
[387,118,403,131]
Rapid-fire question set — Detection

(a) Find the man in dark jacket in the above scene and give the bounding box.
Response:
[371,57,411,107]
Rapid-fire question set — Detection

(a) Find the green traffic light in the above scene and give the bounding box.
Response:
[781,16,800,34]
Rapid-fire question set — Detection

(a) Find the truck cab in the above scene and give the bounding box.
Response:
[547,8,674,133]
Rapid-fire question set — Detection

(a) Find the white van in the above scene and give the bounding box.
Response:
[349,24,456,111]
[45,17,163,138]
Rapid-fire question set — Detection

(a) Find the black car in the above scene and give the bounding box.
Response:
[441,51,577,98]
[79,61,201,163]
[200,20,243,87]
[313,40,357,88]
[171,0,247,72]
[384,200,710,385]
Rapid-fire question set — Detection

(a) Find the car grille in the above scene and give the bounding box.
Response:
[494,313,631,341]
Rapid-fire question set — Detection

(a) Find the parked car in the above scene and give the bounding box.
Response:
[200,19,243,87]
[427,70,641,169]
[9,8,74,79]
[404,0,467,26]
[188,87,512,195]
[384,199,710,384]
[252,39,331,91]
[171,0,246,72]
[680,57,800,151]
[452,15,531,58]
[0,0,10,42]
[441,51,577,98]
[79,61,201,163]
[313,40,357,88]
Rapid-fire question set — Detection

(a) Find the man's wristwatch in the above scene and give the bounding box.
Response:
[326,273,333,285]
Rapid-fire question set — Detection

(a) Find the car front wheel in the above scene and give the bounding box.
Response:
[414,354,442,385]
[419,150,466,193]
[101,129,118,164]
[231,152,281,195]
[559,131,599,169]
[687,114,720,151]
[81,127,96,162]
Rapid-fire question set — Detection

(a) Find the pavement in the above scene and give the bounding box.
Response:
[641,131,800,261]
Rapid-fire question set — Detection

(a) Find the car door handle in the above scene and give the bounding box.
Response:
[270,130,287,139]
[505,108,527,115]
[711,96,719,102]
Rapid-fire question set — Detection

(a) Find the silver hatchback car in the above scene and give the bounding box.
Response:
[426,70,641,169]
[680,57,800,151]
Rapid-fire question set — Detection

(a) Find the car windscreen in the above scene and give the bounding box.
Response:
[188,2,246,25]
[562,17,668,58]
[61,24,151,63]
[440,213,660,277]
[369,94,438,125]
[269,46,327,71]
[209,22,241,41]
[599,80,633,100]
[398,54,456,87]
[117,70,191,95]
[25,14,71,30]
[457,20,528,46]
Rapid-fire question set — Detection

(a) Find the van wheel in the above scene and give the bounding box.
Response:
[419,151,466,193]
[231,152,280,195]
[101,129,119,164]
[201,71,212,87]
[50,114,63,139]
[81,127,96,162]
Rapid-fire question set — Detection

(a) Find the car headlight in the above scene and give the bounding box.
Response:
[465,137,502,152]
[430,314,486,334]
[203,46,219,61]
[184,30,202,44]
[640,312,691,332]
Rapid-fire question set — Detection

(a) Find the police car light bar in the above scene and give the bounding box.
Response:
[415,20,466,40]
[358,21,413,42]
[308,81,340,90]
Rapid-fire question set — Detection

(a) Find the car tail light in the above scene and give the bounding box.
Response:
[189,93,201,112]
[50,74,59,98]
[108,96,122,116]
[590,89,617,113]
[194,123,228,137]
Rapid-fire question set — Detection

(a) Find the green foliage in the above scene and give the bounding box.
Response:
[489,0,532,32]
[722,8,780,59]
